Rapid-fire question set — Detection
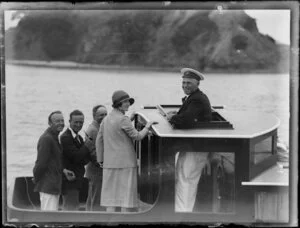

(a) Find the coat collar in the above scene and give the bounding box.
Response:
[66,128,83,146]
[178,88,201,114]
[112,108,125,116]
[46,127,60,137]
[182,88,200,103]
[68,127,78,139]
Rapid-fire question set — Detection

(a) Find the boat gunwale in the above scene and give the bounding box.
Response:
[6,177,159,215]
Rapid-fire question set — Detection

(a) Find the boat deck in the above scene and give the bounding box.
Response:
[242,162,289,186]
[137,107,280,138]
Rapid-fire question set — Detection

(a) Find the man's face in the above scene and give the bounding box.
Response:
[69,115,84,133]
[95,107,107,124]
[49,113,65,133]
[182,78,199,95]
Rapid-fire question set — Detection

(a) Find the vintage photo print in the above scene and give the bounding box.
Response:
[1,1,298,226]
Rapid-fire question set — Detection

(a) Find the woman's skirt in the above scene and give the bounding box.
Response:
[101,167,138,208]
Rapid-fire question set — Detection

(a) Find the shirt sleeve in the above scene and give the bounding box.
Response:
[33,136,52,182]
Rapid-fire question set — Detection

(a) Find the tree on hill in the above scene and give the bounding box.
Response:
[5,9,287,72]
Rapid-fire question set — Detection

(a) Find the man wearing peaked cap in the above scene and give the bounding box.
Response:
[167,67,212,212]
[167,67,211,127]
[181,68,205,81]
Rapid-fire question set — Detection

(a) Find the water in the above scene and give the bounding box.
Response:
[4,64,290,184]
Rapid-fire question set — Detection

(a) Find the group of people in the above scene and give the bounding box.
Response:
[32,91,156,212]
[33,67,213,212]
[32,106,108,211]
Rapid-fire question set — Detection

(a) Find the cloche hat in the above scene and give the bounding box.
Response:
[112,90,135,106]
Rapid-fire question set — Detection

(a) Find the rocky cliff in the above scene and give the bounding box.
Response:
[5,10,289,72]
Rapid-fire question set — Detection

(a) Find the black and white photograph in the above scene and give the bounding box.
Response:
[1,2,298,226]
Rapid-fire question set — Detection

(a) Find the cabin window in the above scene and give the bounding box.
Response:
[253,136,273,164]
[175,152,235,214]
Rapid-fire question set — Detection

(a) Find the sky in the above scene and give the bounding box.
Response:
[4,9,291,45]
[245,10,290,45]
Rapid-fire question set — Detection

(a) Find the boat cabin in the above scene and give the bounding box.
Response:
[7,105,289,224]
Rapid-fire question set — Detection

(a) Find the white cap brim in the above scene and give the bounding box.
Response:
[181,68,205,80]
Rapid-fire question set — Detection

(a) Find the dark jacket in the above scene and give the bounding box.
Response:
[33,127,63,195]
[170,88,212,129]
[60,128,91,193]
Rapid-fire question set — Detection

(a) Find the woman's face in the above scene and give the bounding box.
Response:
[119,99,131,112]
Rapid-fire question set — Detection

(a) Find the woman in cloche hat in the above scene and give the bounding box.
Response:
[95,90,156,212]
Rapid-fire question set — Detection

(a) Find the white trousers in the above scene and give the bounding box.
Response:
[40,192,60,211]
[175,152,209,212]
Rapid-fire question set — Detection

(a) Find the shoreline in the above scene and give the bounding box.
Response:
[5,60,179,73]
[5,60,287,74]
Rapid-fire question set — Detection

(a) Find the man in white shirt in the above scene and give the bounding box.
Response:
[60,110,94,210]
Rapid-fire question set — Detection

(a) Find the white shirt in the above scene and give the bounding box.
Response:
[68,127,83,144]
[68,127,78,139]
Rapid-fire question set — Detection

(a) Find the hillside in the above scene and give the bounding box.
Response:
[5,10,289,73]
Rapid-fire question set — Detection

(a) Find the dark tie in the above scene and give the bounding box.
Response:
[75,134,81,144]
[182,96,188,103]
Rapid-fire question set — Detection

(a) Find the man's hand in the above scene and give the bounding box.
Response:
[93,161,103,168]
[166,111,177,121]
[63,169,76,181]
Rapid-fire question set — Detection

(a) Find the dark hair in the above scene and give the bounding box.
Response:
[112,102,122,109]
[92,105,105,118]
[48,110,63,123]
[69,109,84,121]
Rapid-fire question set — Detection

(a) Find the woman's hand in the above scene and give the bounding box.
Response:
[129,111,136,121]
[145,121,158,130]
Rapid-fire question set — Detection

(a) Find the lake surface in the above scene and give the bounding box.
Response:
[4,64,290,184]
